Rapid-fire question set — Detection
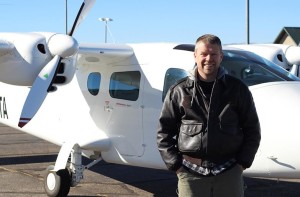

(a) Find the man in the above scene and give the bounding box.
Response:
[157,34,261,197]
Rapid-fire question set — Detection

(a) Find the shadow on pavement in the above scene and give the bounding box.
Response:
[0,154,57,165]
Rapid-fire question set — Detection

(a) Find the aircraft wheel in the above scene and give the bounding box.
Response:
[44,165,71,197]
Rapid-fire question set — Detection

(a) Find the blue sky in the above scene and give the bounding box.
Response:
[0,0,299,45]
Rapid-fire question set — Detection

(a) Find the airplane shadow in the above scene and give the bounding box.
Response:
[0,154,57,165]
[88,160,177,197]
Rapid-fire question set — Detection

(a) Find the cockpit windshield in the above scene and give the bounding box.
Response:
[222,49,300,86]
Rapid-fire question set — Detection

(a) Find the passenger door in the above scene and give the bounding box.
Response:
[104,66,144,156]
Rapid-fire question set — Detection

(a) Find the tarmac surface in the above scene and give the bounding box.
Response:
[1,123,300,197]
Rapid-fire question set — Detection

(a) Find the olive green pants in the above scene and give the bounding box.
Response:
[177,164,244,197]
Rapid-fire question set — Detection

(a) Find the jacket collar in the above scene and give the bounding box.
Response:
[186,66,228,87]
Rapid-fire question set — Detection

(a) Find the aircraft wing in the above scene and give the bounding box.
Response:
[78,43,134,65]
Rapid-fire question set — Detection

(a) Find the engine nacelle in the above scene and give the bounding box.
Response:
[0,32,78,86]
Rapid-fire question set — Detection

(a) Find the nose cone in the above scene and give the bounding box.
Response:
[47,34,79,58]
[285,46,300,65]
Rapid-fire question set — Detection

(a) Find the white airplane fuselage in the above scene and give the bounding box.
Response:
[1,42,300,180]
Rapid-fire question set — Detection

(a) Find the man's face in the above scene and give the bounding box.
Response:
[194,42,223,81]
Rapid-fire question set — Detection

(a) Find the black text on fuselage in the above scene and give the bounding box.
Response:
[0,96,8,119]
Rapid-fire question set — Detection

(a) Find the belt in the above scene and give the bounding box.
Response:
[183,155,216,168]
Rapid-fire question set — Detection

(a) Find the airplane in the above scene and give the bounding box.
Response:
[1,0,300,196]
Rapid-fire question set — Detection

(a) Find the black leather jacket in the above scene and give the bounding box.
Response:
[157,67,261,172]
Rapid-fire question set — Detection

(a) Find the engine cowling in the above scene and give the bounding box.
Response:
[0,32,78,86]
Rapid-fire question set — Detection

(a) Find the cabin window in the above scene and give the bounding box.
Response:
[162,68,189,101]
[87,72,101,96]
[109,71,141,101]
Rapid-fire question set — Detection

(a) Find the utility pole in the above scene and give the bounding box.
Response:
[65,0,68,34]
[246,0,250,44]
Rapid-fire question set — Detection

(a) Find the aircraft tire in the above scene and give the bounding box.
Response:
[44,165,71,197]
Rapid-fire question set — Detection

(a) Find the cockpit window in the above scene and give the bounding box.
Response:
[87,72,101,96]
[162,68,189,101]
[221,54,284,86]
[221,50,300,86]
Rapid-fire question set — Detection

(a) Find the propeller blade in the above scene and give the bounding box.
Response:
[68,0,96,36]
[18,55,61,128]
[18,0,95,128]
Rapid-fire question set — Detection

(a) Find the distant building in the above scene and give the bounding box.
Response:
[274,27,300,46]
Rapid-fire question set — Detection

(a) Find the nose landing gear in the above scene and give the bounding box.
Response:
[43,142,103,197]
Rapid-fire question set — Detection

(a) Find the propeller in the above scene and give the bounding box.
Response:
[18,0,96,128]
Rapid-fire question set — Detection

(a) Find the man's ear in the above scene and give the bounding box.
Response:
[220,51,224,61]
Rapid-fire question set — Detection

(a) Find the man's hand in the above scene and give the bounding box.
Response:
[176,166,185,174]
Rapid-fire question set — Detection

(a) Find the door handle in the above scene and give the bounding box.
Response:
[104,105,113,112]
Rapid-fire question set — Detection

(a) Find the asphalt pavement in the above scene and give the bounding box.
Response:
[1,123,300,197]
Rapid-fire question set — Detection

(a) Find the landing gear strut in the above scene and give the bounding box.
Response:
[43,143,102,197]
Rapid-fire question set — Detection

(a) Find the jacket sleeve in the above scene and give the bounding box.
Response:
[157,89,182,172]
[236,84,261,168]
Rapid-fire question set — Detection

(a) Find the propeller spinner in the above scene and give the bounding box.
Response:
[18,0,96,128]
